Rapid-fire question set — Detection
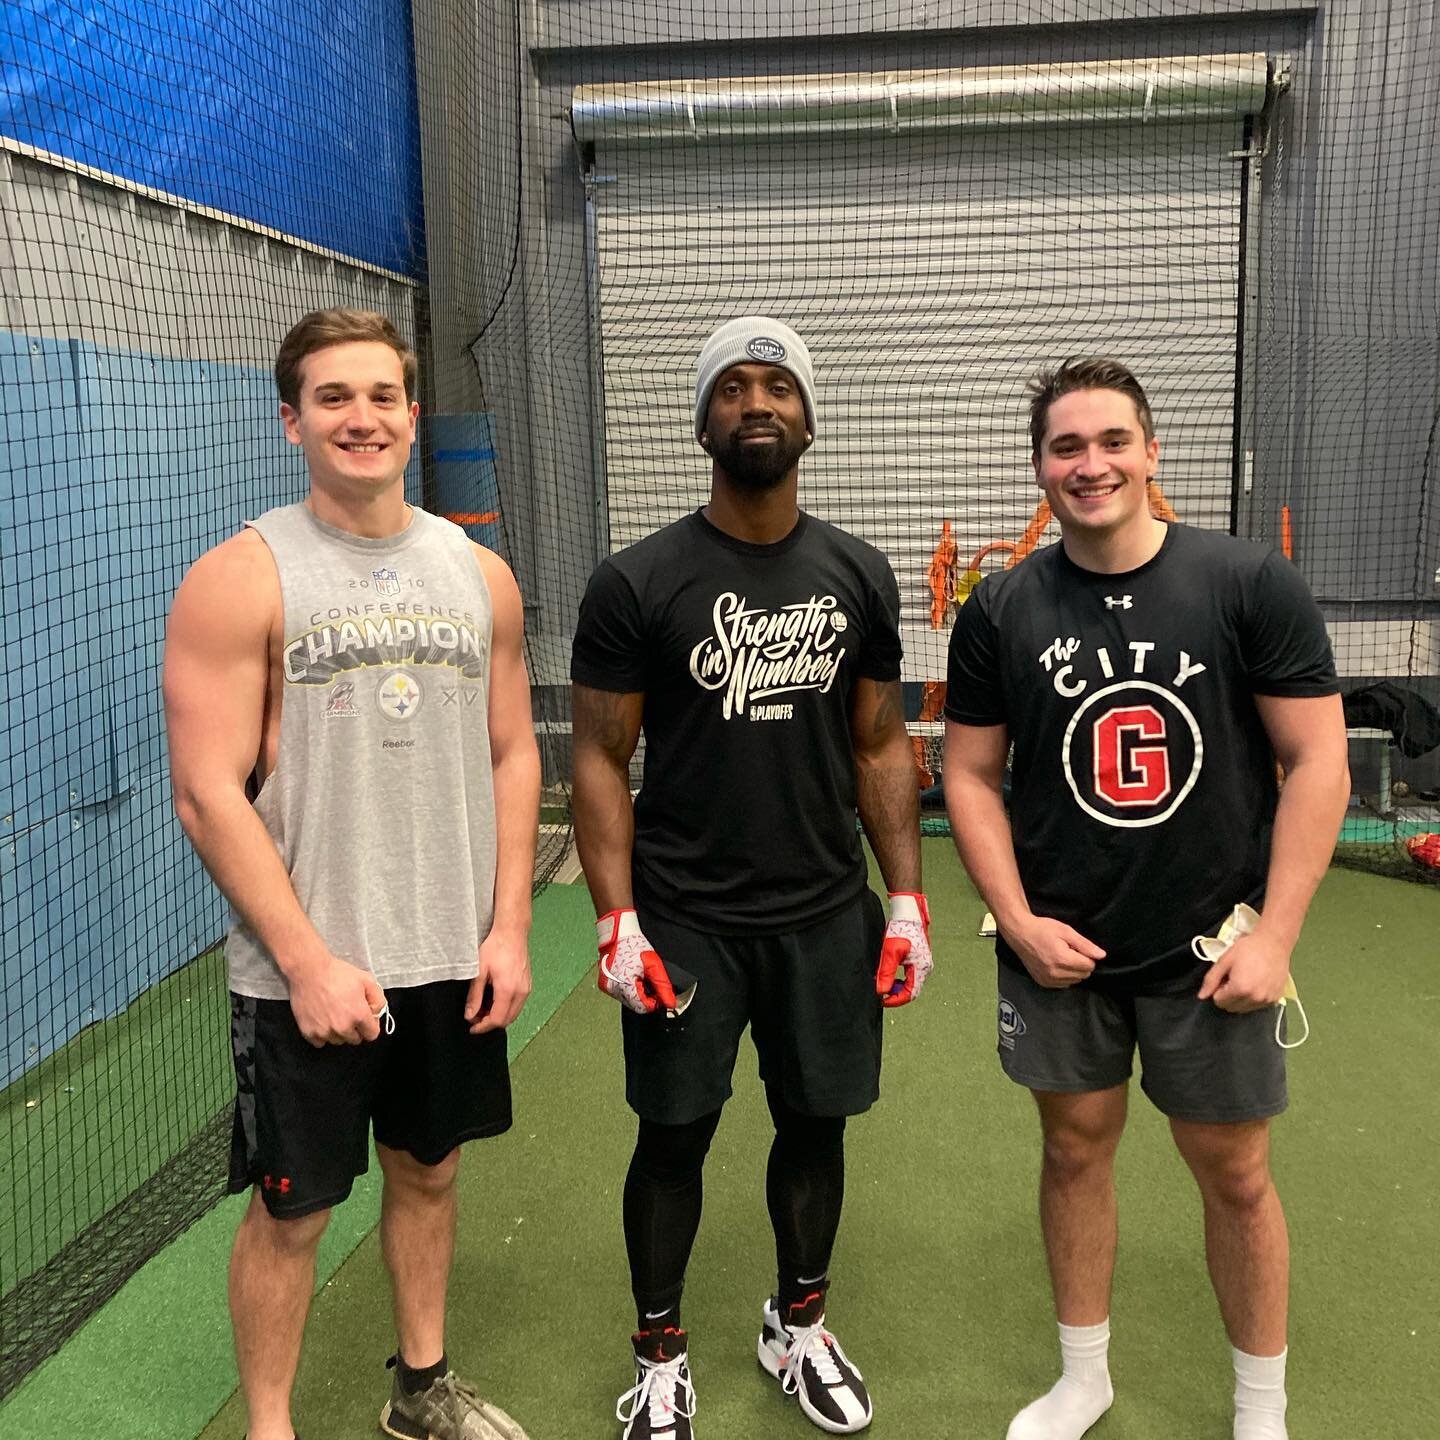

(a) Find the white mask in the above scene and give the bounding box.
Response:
[1191,903,1309,1049]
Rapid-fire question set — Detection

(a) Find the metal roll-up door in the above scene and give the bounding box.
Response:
[578,56,1267,680]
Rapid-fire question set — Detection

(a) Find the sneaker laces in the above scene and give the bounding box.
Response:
[427,1370,483,1424]
[616,1352,696,1429]
[780,1320,844,1396]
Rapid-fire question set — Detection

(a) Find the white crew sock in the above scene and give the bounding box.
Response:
[1232,1346,1288,1439]
[1006,1320,1114,1440]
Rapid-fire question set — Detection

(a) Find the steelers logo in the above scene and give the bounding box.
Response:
[1060,680,1202,829]
[376,670,424,722]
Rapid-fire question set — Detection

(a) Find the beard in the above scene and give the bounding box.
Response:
[710,425,808,489]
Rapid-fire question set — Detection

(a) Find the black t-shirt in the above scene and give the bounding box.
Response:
[571,509,903,933]
[945,524,1338,992]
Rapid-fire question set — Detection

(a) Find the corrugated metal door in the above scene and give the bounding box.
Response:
[591,119,1243,679]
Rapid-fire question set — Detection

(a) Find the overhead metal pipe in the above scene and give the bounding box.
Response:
[572,55,1273,146]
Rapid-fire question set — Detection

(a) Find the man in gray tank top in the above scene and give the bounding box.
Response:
[165,309,539,1440]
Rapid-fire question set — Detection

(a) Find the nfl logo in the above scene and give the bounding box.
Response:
[372,567,400,596]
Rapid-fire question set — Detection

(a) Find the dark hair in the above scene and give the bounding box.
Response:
[274,308,417,410]
[1027,357,1154,455]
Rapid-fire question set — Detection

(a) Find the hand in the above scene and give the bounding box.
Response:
[1198,930,1291,1013]
[1005,914,1105,989]
[876,892,933,1007]
[596,909,685,1016]
[466,925,533,1034]
[288,954,387,1047]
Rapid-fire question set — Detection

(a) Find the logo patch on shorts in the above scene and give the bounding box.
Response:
[998,998,1027,1050]
[746,336,787,363]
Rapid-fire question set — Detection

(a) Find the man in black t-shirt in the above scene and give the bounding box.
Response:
[944,358,1348,1440]
[572,317,931,1439]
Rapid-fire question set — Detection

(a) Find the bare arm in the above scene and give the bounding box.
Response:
[942,719,1104,986]
[467,545,541,1032]
[163,532,382,1043]
[849,677,921,893]
[1199,692,1350,1010]
[571,683,643,915]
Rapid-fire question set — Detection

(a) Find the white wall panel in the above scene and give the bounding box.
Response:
[593,119,1243,680]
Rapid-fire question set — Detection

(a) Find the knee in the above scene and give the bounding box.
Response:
[767,1099,846,1165]
[244,1192,331,1254]
[1174,1121,1274,1212]
[1041,1122,1119,1183]
[631,1111,722,1185]
[1195,1154,1273,1213]
[380,1145,460,1199]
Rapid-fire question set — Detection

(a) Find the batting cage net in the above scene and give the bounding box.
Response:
[3,0,1436,1393]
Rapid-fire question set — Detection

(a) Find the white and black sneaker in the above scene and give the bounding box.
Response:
[616,1327,696,1440]
[758,1292,873,1434]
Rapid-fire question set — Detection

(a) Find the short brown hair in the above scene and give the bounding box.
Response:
[1027,356,1154,455]
[274,308,417,410]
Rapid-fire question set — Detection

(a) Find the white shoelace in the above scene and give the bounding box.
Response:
[780,1322,845,1395]
[616,1353,696,1430]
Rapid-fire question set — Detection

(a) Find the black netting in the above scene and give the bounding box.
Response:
[3,0,1436,1394]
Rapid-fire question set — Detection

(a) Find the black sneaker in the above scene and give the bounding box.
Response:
[616,1327,696,1440]
[757,1292,872,1434]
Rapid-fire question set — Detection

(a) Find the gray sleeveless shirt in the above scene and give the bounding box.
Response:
[226,503,497,998]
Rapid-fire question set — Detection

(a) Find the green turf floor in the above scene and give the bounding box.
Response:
[8,848,1440,1438]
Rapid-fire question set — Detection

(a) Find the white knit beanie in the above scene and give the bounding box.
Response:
[693,316,817,441]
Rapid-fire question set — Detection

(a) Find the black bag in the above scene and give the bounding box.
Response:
[1342,682,1440,759]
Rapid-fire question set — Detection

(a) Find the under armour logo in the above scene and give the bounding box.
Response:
[1104,595,1133,610]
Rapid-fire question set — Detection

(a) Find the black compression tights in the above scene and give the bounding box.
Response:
[764,1088,846,1302]
[622,1089,846,1328]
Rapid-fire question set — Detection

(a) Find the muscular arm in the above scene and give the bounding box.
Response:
[571,683,643,914]
[163,533,381,1042]
[942,720,1026,929]
[1200,692,1350,1010]
[943,719,1103,986]
[850,677,920,893]
[468,545,541,1032]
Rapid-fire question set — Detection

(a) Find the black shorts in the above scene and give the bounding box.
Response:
[623,890,887,1126]
[228,979,512,1218]
[996,961,1288,1124]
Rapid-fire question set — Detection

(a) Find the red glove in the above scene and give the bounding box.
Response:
[876,892,932,1007]
[596,910,696,1017]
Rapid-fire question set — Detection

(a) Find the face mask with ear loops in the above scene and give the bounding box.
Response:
[1191,903,1309,1049]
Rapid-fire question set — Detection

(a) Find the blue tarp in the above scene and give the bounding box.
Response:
[2,0,425,276]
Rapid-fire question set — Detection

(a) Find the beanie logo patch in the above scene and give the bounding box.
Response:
[746,336,787,363]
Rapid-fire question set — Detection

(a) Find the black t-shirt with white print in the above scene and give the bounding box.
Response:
[945,524,1338,993]
[572,508,902,934]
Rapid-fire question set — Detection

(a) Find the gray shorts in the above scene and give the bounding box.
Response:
[996,961,1287,1124]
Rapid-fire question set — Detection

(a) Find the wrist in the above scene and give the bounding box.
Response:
[487,916,531,942]
[272,940,332,983]
[596,908,642,949]
[887,892,930,927]
[994,902,1035,938]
